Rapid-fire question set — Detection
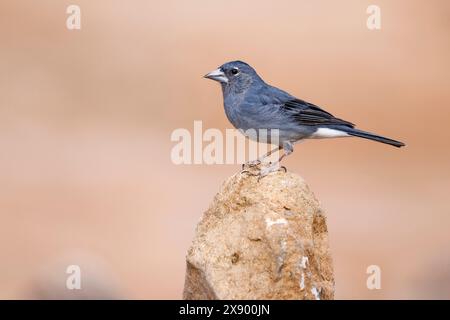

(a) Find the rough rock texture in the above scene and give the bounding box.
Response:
[183,166,334,300]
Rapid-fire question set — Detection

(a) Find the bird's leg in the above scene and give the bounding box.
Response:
[241,146,282,170]
[258,142,293,178]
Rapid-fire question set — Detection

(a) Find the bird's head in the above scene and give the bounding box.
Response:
[204,61,260,92]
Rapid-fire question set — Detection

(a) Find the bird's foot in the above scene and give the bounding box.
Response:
[259,163,280,177]
[255,163,287,181]
[241,159,262,170]
[240,164,261,177]
[240,161,287,179]
[240,169,260,177]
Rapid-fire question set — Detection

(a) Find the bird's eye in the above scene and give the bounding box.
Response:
[231,68,239,75]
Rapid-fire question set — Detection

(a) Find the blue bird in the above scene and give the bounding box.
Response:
[205,61,405,176]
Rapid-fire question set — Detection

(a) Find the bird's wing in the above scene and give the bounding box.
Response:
[281,98,354,128]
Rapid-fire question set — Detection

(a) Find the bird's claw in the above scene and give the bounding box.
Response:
[241,161,287,180]
[256,163,287,181]
[240,169,260,177]
[241,159,262,170]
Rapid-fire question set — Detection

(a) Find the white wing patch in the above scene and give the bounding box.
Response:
[310,128,350,139]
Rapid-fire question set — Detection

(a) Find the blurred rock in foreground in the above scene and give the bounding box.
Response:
[183,166,334,300]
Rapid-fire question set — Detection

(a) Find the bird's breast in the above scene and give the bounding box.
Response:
[224,101,262,132]
[223,94,247,129]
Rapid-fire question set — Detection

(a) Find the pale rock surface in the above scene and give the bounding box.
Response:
[183,166,334,300]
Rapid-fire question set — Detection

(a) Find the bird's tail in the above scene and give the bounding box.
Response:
[342,127,405,148]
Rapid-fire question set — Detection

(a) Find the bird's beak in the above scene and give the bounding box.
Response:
[204,68,228,83]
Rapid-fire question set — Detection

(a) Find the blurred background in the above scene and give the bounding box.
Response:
[0,0,449,299]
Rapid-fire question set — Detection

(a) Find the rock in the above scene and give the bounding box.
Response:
[183,165,334,300]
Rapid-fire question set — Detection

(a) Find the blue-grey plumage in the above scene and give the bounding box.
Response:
[204,61,404,174]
